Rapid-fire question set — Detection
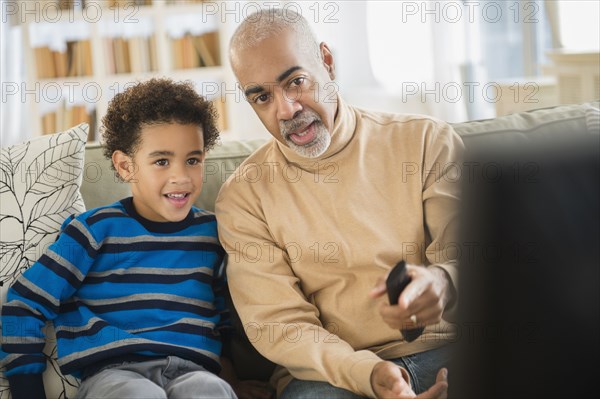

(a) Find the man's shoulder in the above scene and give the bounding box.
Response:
[354,105,449,131]
[351,106,460,148]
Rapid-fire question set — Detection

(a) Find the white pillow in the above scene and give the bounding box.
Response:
[1,123,89,398]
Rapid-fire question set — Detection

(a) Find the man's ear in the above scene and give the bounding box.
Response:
[112,150,136,182]
[320,42,336,80]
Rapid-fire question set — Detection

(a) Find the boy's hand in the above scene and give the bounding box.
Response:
[231,380,273,399]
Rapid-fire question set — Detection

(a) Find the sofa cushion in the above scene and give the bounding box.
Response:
[452,101,599,149]
[585,104,600,134]
[1,123,89,398]
[198,138,268,212]
[81,138,269,212]
[79,143,131,210]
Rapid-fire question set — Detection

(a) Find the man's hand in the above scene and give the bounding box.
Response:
[371,361,448,399]
[371,361,413,398]
[369,265,454,330]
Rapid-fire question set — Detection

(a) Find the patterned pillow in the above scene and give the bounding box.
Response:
[1,123,88,399]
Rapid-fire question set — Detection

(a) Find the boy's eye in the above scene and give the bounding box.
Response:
[155,159,168,166]
[187,158,202,166]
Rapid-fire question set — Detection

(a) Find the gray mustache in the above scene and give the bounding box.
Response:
[280,112,318,135]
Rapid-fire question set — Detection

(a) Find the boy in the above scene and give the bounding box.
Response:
[1,78,270,399]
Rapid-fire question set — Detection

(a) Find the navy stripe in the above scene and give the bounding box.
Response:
[2,306,46,322]
[87,211,129,226]
[4,354,46,371]
[11,281,59,315]
[63,224,97,258]
[39,254,81,289]
[60,300,216,317]
[56,322,214,341]
[191,214,217,224]
[55,320,109,340]
[60,343,222,375]
[2,343,46,354]
[141,323,214,337]
[98,241,223,254]
[84,272,213,285]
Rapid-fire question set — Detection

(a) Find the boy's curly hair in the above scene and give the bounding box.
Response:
[101,78,220,168]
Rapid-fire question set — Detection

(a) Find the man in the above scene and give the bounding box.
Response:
[216,8,463,399]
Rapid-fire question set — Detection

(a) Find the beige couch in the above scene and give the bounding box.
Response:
[80,99,599,381]
[2,101,596,398]
[82,101,597,212]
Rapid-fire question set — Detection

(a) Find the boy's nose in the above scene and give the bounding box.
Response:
[169,164,192,184]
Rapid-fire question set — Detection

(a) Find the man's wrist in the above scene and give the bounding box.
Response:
[430,266,456,309]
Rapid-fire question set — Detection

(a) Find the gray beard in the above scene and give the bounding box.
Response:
[280,112,332,158]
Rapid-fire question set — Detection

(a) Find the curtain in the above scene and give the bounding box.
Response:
[1,0,27,147]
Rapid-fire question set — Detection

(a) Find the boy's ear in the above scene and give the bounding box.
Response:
[112,151,136,182]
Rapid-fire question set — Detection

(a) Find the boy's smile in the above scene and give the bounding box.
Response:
[113,123,205,222]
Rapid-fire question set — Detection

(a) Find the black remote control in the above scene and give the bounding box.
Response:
[386,260,425,342]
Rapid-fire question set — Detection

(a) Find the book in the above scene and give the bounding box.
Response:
[34,47,56,79]
[53,50,68,78]
[192,34,215,67]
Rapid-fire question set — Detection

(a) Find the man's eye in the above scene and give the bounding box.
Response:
[253,93,270,104]
[155,159,168,166]
[290,77,305,87]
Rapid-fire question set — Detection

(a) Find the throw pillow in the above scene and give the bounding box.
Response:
[1,123,89,399]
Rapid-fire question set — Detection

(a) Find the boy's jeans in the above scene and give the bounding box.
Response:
[280,345,454,399]
[75,356,237,399]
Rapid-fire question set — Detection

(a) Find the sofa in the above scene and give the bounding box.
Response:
[1,100,598,398]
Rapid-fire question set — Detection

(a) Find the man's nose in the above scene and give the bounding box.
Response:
[275,90,302,121]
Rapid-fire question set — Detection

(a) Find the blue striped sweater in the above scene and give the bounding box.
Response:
[1,197,228,389]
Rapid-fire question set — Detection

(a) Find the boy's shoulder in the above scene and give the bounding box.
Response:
[61,199,129,230]
[190,206,216,220]
[189,206,218,231]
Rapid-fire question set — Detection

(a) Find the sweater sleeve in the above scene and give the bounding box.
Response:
[215,190,381,398]
[421,122,465,320]
[213,256,233,335]
[1,215,97,393]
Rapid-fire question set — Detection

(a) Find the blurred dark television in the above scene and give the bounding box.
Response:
[451,132,599,398]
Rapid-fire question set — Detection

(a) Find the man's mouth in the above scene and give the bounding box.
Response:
[287,122,317,146]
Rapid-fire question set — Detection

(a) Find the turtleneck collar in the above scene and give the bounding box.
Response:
[275,95,356,170]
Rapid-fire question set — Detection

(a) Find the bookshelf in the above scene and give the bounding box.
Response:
[23,0,230,142]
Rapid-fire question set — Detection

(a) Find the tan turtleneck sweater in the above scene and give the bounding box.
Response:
[215,97,464,398]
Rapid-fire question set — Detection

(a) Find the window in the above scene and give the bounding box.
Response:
[366,0,555,120]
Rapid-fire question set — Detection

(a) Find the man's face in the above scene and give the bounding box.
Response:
[232,30,338,158]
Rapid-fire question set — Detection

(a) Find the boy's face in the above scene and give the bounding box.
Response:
[113,123,205,222]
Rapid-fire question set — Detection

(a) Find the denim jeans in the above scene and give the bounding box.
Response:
[279,345,454,399]
[75,356,237,399]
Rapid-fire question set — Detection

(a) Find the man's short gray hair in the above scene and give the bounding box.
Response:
[229,8,321,67]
